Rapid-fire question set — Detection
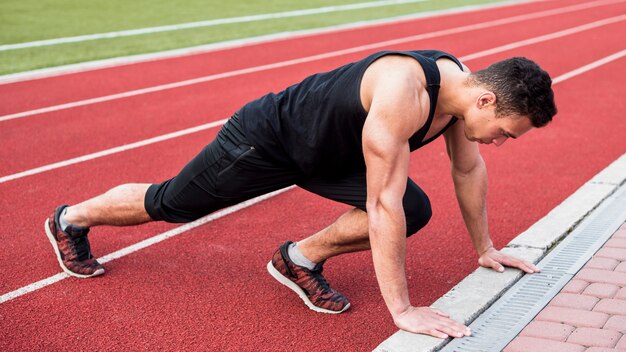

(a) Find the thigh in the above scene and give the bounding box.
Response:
[299,174,431,235]
[145,116,299,222]
[298,173,368,210]
[212,142,300,201]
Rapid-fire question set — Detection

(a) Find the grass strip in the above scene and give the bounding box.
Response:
[0,0,503,75]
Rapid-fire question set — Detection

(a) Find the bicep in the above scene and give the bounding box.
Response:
[362,117,410,207]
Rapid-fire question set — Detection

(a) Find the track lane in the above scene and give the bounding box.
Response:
[1,7,625,177]
[1,9,625,293]
[0,0,597,115]
[2,1,622,122]
[1,44,625,309]
[2,4,626,352]
[1,59,624,349]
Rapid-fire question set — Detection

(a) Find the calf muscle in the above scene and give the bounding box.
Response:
[63,183,153,227]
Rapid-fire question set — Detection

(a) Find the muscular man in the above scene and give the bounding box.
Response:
[45,49,556,339]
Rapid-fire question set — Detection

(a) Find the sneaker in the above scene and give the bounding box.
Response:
[44,205,104,278]
[267,241,350,314]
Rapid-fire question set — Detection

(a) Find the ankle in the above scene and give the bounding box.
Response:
[297,239,337,264]
[60,206,90,231]
[288,242,317,270]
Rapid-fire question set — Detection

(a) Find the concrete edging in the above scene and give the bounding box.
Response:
[375,152,626,352]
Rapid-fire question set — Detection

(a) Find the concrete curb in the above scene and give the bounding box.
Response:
[375,152,626,352]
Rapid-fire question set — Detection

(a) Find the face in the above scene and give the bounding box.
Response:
[463,92,534,146]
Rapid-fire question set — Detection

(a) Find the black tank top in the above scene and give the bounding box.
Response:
[239,50,464,177]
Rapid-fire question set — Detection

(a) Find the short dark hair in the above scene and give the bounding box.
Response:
[469,57,557,127]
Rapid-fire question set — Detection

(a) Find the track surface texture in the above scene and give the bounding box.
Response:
[1,0,625,350]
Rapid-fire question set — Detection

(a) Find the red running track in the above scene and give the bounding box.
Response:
[1,0,626,350]
[1,0,624,175]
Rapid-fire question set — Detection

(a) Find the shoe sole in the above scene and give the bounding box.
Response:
[44,218,105,279]
[266,261,350,314]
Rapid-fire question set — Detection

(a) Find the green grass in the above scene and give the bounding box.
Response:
[0,0,503,75]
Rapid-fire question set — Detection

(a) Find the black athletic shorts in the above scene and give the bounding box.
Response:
[145,114,432,236]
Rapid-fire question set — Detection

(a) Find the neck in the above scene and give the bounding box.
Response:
[436,69,476,119]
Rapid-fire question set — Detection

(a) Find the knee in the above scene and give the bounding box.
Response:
[405,195,432,238]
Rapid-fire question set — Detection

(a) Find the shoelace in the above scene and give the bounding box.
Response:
[308,268,333,295]
[69,235,92,260]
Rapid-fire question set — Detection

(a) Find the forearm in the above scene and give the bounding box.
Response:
[452,158,493,255]
[368,201,410,317]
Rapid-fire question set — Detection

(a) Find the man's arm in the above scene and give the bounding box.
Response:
[362,56,470,339]
[443,120,539,273]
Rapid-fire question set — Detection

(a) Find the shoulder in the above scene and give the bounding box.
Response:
[436,56,471,75]
[360,55,430,134]
[362,55,427,98]
[362,55,427,100]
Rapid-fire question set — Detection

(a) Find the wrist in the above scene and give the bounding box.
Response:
[477,242,494,257]
[389,302,411,318]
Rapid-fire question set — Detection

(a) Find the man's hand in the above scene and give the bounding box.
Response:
[478,247,540,273]
[393,306,472,339]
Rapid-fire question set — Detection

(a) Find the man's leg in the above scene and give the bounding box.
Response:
[267,175,432,313]
[46,113,298,278]
[62,183,152,227]
[44,184,153,278]
[296,176,432,263]
[296,207,369,263]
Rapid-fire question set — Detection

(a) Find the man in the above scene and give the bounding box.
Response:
[44,49,556,339]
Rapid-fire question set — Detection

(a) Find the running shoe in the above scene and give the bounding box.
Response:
[267,241,350,314]
[44,205,104,278]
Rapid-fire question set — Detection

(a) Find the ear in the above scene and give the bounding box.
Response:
[476,91,496,109]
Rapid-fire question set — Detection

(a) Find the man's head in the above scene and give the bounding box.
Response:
[470,57,557,127]
[463,57,557,146]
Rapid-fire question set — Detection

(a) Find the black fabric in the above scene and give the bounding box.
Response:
[145,114,431,235]
[145,114,300,223]
[240,49,464,177]
[146,49,463,229]
[299,175,432,237]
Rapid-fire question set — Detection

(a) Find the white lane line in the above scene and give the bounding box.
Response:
[460,14,626,61]
[0,48,624,307]
[553,49,626,83]
[0,14,624,185]
[0,53,624,304]
[0,119,228,184]
[1,0,622,123]
[0,0,429,52]
[0,186,294,304]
